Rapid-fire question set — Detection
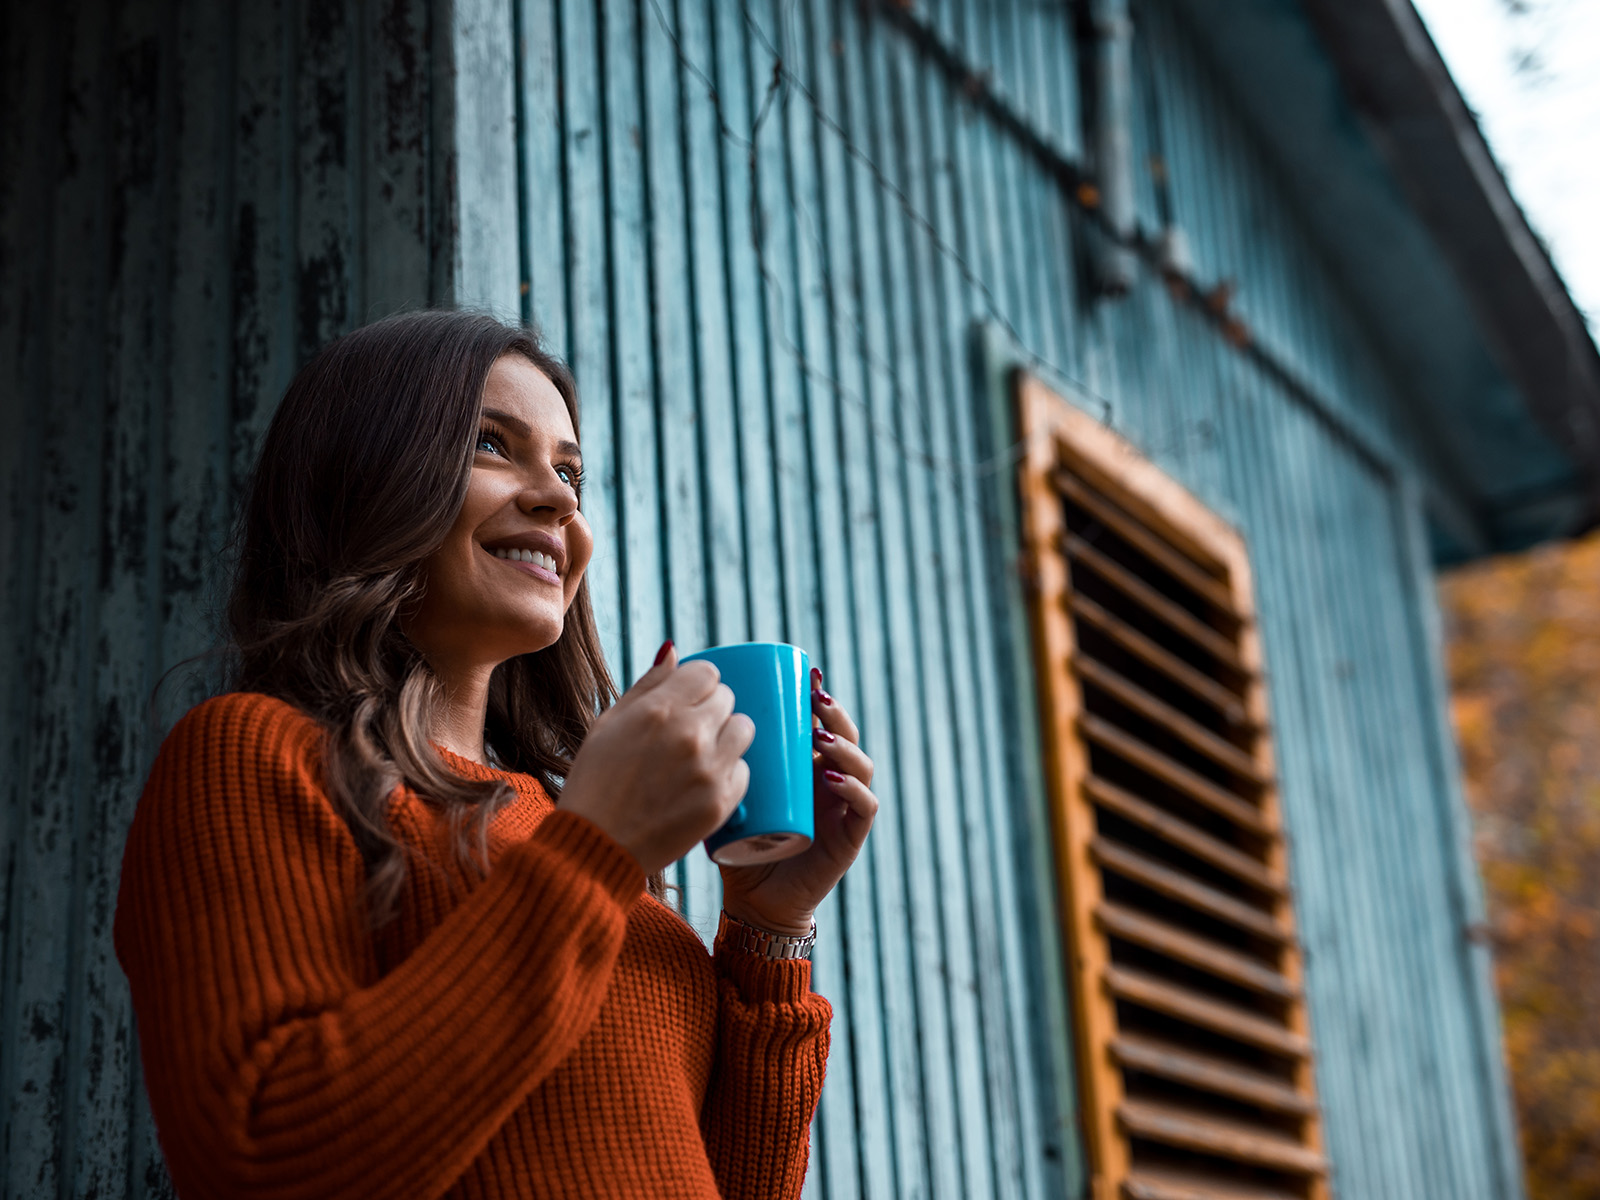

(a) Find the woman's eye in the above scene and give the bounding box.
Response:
[476,431,503,456]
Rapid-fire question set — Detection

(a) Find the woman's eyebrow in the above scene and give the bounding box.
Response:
[481,407,531,437]
[481,407,581,460]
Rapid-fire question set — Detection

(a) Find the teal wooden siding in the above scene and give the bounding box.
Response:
[0,1,1520,1197]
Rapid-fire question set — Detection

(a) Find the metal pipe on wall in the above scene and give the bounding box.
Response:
[1090,0,1138,295]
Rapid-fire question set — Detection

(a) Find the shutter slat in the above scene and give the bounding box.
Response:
[1070,592,1251,725]
[1110,1034,1317,1116]
[1075,655,1269,786]
[1096,903,1299,1000]
[1052,468,1236,611]
[1124,1167,1306,1200]
[1063,534,1247,669]
[1085,776,1284,897]
[1104,966,1311,1059]
[1091,838,1289,944]
[1117,1101,1330,1176]
[1081,715,1270,835]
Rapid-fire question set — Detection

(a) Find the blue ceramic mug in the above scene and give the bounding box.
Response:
[679,642,814,866]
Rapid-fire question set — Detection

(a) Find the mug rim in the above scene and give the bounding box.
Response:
[680,640,806,658]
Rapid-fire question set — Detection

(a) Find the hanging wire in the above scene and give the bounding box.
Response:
[641,0,1127,484]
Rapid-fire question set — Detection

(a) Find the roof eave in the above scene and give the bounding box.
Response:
[1297,0,1600,539]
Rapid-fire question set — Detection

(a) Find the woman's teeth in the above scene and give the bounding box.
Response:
[493,547,558,574]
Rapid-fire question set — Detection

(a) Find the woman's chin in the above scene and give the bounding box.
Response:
[505,616,564,658]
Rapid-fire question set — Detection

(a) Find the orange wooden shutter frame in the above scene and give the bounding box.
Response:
[1016,374,1328,1200]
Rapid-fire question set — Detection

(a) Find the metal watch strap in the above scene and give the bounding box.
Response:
[717,911,817,961]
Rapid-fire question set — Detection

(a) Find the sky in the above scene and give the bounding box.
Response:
[1410,0,1600,335]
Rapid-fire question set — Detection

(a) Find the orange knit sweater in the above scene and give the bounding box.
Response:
[114,692,831,1200]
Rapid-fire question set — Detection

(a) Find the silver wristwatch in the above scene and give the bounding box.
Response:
[717,911,817,961]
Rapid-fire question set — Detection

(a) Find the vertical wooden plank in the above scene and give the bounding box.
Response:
[1257,389,1388,1198]
[668,0,737,945]
[230,0,296,507]
[1212,164,1330,1197]
[0,0,63,1185]
[158,0,236,727]
[742,6,834,1190]
[945,58,1074,1200]
[1207,97,1371,1196]
[710,0,783,644]
[863,22,969,1200]
[1125,23,1161,246]
[1145,1,1229,509]
[62,0,174,1190]
[1052,0,1083,162]
[604,0,661,685]
[1393,474,1527,1200]
[1345,454,1471,1198]
[783,6,863,1195]
[808,5,899,1194]
[836,5,933,1195]
[1361,434,1484,1197]
[972,327,1091,1200]
[560,0,622,669]
[920,47,1039,1200]
[1212,341,1346,1193]
[364,0,433,321]
[745,0,812,649]
[294,0,356,359]
[517,0,566,346]
[442,0,520,319]
[3,4,113,1193]
[989,0,1019,128]
[678,0,747,652]
[136,0,237,1190]
[638,0,715,939]
[1023,0,1061,157]
[0,0,60,1061]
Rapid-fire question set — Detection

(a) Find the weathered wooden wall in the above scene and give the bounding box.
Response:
[0,0,445,1193]
[0,0,1522,1197]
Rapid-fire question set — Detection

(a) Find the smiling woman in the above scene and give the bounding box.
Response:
[110,310,877,1200]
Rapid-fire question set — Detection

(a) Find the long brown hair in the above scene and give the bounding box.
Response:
[228,309,665,921]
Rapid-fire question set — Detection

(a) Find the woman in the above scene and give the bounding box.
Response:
[113,310,878,1199]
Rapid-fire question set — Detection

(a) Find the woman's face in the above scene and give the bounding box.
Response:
[407,354,594,673]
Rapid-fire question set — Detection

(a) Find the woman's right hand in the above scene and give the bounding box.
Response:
[558,642,755,875]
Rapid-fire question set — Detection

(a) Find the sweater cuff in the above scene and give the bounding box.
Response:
[526,809,647,909]
[713,931,817,1004]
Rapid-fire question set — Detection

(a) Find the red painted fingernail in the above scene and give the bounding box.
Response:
[824,769,846,785]
[813,687,833,707]
[811,666,823,686]
[653,639,673,666]
[813,728,836,744]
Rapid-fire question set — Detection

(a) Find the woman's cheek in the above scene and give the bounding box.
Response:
[565,518,594,606]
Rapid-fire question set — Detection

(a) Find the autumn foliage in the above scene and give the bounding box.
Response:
[1440,529,1600,1200]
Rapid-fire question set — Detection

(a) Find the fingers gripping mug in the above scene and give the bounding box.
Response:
[680,642,814,866]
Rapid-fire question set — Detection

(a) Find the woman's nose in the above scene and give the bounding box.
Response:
[519,471,578,520]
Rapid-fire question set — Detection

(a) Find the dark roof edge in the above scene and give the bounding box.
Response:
[1297,0,1600,534]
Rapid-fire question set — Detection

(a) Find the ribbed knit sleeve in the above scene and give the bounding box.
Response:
[113,693,645,1200]
[701,932,832,1200]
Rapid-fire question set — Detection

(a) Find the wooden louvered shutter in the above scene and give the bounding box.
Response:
[1016,375,1328,1200]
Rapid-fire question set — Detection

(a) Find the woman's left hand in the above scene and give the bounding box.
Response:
[718,668,878,938]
